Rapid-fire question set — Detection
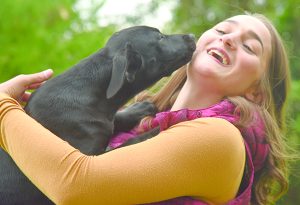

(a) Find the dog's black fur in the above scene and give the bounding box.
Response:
[0,26,195,205]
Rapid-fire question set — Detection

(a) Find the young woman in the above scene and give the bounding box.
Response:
[0,13,292,205]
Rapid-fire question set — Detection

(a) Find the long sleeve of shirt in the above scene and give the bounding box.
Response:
[0,93,245,205]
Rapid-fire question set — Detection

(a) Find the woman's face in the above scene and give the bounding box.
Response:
[189,15,272,96]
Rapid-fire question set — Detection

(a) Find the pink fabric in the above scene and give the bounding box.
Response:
[108,100,268,205]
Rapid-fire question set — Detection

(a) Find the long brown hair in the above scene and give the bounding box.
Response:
[135,13,293,205]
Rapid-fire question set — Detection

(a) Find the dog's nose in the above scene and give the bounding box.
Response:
[188,33,195,41]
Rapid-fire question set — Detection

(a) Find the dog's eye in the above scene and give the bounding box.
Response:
[158,34,165,40]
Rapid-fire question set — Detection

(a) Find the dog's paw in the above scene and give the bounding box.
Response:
[114,101,157,132]
[126,101,157,118]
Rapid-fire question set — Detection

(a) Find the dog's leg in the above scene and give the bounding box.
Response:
[114,101,157,133]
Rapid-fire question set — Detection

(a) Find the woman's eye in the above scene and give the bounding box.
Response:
[243,44,254,53]
[216,29,226,35]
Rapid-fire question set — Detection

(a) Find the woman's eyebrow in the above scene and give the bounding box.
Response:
[224,19,264,52]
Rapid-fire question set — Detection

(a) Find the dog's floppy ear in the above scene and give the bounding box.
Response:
[106,42,142,99]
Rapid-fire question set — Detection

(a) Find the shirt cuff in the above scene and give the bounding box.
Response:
[0,92,25,151]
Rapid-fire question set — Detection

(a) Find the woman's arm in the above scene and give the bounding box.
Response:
[0,94,245,205]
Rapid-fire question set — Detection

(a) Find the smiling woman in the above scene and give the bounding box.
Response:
[136,13,292,205]
[186,15,271,100]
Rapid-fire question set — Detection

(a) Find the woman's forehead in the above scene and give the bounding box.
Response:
[226,15,271,42]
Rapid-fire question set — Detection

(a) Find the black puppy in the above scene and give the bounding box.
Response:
[0,26,195,205]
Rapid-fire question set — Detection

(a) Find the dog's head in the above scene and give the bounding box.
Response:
[106,26,196,99]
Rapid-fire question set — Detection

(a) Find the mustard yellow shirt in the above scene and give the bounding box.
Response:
[0,93,245,205]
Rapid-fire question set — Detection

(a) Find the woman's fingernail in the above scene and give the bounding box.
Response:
[43,69,53,78]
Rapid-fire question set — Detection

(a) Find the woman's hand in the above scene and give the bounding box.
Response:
[0,69,53,104]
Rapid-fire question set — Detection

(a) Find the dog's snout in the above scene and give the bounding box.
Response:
[182,34,196,52]
[183,33,196,42]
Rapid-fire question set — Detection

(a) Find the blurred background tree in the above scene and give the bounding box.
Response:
[0,0,299,204]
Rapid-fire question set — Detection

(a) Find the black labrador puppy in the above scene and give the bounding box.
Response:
[0,26,195,205]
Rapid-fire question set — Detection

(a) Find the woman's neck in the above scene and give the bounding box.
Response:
[171,80,223,111]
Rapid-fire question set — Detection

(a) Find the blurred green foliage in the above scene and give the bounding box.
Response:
[0,0,116,79]
[0,0,299,204]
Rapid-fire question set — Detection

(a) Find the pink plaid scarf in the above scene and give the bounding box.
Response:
[108,99,269,205]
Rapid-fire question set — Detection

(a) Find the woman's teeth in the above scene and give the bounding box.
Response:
[208,49,229,65]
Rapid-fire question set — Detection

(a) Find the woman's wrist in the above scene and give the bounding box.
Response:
[0,93,23,108]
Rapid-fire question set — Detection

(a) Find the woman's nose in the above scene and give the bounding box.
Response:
[219,35,236,50]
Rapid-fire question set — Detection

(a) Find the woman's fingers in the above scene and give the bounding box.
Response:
[27,82,44,90]
[0,69,53,102]
[18,69,53,87]
[21,91,32,102]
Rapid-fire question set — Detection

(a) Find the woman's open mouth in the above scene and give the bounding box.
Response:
[207,48,230,65]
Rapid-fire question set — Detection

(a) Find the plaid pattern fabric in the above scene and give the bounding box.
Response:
[108,100,267,205]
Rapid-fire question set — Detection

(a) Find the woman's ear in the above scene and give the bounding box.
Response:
[244,86,263,104]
